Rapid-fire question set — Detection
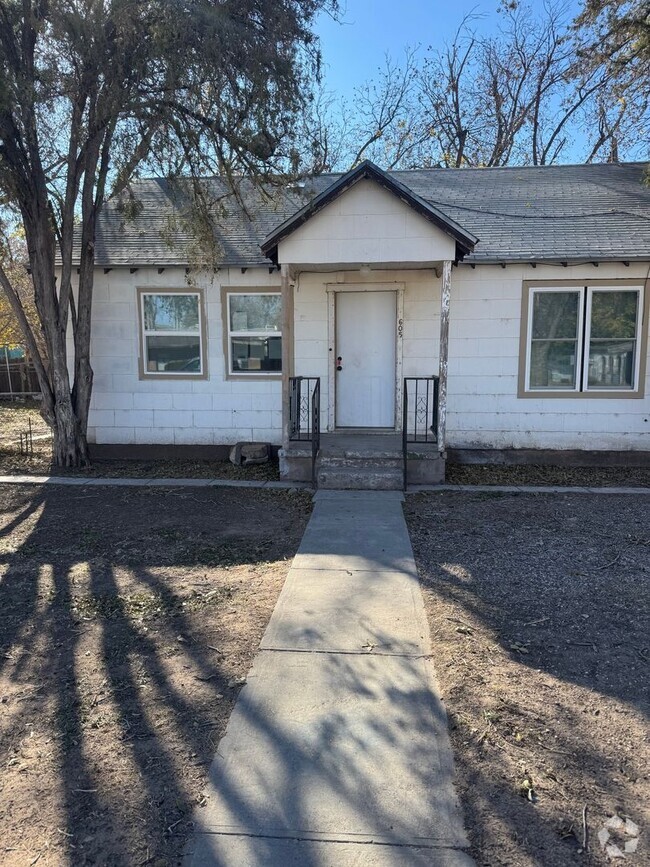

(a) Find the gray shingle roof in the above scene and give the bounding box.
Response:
[92,162,650,267]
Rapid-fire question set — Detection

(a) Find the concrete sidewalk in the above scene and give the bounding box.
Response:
[1,474,649,495]
[186,490,473,867]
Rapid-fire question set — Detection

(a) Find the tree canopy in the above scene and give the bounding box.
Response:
[0,0,336,465]
[576,0,650,74]
[307,1,649,171]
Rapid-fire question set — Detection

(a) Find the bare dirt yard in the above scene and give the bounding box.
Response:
[446,463,650,488]
[0,400,280,481]
[0,483,311,866]
[405,491,650,867]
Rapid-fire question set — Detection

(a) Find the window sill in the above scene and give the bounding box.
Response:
[518,388,644,399]
[138,371,209,381]
[225,372,282,382]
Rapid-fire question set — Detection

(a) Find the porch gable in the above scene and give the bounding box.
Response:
[262,160,477,270]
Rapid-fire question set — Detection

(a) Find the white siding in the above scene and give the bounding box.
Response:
[88,266,282,445]
[446,262,650,451]
[278,180,456,267]
[86,259,650,454]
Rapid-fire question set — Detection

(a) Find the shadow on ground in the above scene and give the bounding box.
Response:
[0,484,310,866]
[405,490,649,867]
[3,485,647,867]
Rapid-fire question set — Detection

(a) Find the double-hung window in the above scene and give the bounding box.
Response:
[139,290,206,377]
[522,283,645,396]
[227,292,282,375]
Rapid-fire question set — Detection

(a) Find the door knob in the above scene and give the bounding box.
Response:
[336,356,343,372]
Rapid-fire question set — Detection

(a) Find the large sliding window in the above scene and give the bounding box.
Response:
[522,283,645,396]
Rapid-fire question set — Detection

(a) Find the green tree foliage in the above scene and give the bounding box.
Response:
[573,0,649,162]
[0,0,335,465]
[576,0,650,74]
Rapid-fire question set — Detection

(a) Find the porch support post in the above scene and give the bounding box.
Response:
[437,259,452,453]
[281,263,294,449]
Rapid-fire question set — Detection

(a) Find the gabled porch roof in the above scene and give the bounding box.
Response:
[261,159,478,264]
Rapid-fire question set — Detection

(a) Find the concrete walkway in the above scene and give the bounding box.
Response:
[185,490,473,867]
[1,474,649,495]
[0,473,308,489]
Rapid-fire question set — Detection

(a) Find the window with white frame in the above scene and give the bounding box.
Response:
[524,284,644,394]
[227,292,282,374]
[140,291,205,376]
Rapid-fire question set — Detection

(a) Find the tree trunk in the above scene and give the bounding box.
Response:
[21,209,93,469]
[51,387,90,467]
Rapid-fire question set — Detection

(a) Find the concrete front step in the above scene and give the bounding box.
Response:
[320,447,403,460]
[319,455,403,470]
[317,464,403,490]
[280,434,446,487]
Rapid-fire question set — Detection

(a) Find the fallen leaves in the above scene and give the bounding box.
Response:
[405,490,649,867]
[509,641,530,654]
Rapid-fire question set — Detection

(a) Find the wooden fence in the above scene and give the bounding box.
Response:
[0,346,41,397]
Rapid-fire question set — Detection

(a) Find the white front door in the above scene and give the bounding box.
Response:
[335,290,396,427]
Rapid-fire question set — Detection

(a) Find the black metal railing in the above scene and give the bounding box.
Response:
[288,376,321,486]
[402,376,439,490]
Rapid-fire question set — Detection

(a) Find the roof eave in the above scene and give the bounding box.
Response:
[464,254,650,265]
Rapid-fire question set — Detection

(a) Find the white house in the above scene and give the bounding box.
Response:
[83,160,650,487]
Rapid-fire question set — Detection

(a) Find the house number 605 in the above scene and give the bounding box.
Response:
[397,318,403,338]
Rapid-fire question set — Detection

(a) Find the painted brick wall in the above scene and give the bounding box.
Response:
[87,260,650,452]
[88,266,283,446]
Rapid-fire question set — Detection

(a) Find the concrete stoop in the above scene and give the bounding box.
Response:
[317,455,403,490]
[280,433,445,490]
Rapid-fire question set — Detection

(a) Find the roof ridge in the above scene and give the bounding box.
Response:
[113,160,649,186]
[389,161,648,174]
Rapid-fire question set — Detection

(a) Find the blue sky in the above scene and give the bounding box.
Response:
[315,0,581,101]
[315,0,506,100]
[312,0,611,164]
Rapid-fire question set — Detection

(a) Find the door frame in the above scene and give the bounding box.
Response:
[326,282,404,432]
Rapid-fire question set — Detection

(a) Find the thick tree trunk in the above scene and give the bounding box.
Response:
[48,336,91,468]
[51,388,90,468]
[23,211,93,468]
